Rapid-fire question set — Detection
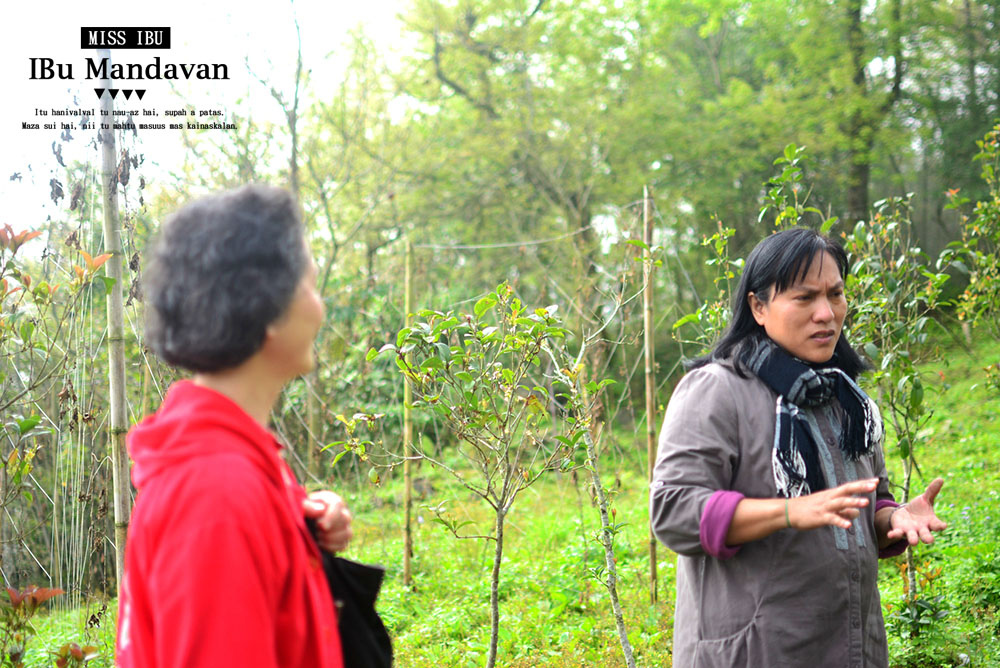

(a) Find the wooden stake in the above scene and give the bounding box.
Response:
[643,186,658,604]
[97,48,130,597]
[403,240,414,587]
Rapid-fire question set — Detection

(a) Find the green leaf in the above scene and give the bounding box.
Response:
[672,313,699,330]
[365,348,380,362]
[432,317,460,337]
[909,379,924,411]
[474,296,497,318]
[950,260,970,275]
[626,239,649,250]
[98,276,116,296]
[420,357,444,370]
[897,436,911,459]
[19,321,34,344]
[17,415,41,436]
[396,328,412,348]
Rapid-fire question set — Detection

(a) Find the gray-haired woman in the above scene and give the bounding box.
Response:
[117,185,350,668]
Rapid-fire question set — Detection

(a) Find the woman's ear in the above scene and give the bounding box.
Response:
[261,321,281,348]
[748,292,767,326]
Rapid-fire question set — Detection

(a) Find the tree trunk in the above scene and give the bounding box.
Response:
[97,48,130,597]
[843,0,902,225]
[486,506,506,668]
[901,453,919,635]
[582,426,637,668]
[847,155,871,224]
[845,0,870,225]
[643,187,658,604]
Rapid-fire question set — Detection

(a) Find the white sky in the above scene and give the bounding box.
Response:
[0,0,408,233]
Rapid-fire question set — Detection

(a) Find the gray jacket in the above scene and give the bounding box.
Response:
[650,361,895,668]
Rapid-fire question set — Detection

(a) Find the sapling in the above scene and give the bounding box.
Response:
[371,282,585,668]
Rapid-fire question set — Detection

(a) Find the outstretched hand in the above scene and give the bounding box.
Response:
[303,490,353,554]
[886,477,948,546]
[788,478,878,531]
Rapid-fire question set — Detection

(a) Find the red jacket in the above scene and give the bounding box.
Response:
[116,381,344,668]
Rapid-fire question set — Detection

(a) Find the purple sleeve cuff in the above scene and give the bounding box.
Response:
[875,499,907,558]
[700,490,745,559]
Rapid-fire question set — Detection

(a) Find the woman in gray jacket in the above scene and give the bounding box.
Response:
[650,228,946,667]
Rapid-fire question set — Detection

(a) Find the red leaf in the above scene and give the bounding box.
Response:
[7,229,42,253]
[13,230,42,246]
[6,586,25,606]
[90,253,113,271]
[26,586,64,605]
[79,250,113,273]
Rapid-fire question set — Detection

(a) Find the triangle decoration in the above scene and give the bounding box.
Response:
[94,88,105,99]
[109,89,120,99]
[135,89,146,100]
[123,89,133,100]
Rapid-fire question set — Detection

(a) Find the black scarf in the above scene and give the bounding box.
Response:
[742,338,882,497]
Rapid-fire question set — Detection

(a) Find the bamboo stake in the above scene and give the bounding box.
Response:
[643,185,658,604]
[97,48,130,596]
[403,240,413,587]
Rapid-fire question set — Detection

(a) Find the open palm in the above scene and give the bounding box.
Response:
[887,477,948,545]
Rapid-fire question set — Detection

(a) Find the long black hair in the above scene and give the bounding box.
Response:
[689,227,868,379]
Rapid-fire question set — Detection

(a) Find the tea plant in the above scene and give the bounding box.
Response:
[0,586,63,667]
[371,282,590,668]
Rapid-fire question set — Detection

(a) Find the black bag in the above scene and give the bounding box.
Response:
[307,521,393,668]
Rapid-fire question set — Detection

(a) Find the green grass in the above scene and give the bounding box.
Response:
[17,599,115,668]
[16,332,1000,667]
[347,464,675,668]
[877,332,1000,667]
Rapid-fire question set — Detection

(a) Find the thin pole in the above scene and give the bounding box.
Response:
[97,48,130,597]
[403,240,413,587]
[643,186,658,604]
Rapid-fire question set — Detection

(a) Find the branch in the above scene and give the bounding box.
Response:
[431,32,499,119]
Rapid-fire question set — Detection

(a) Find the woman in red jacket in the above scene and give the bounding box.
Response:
[117,185,350,668]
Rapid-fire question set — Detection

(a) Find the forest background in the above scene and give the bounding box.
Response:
[2,0,1000,666]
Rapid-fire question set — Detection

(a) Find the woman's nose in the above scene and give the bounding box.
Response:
[813,299,834,322]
